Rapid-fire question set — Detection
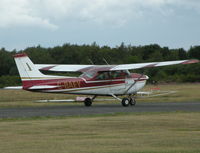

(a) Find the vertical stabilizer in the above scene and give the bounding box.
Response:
[14,53,46,80]
[14,53,64,90]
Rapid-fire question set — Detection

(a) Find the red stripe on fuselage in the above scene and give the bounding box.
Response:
[22,78,126,90]
[22,73,148,91]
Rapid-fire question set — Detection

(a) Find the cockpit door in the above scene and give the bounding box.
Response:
[109,71,126,94]
[124,77,136,93]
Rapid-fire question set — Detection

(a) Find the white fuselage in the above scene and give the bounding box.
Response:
[43,78,147,96]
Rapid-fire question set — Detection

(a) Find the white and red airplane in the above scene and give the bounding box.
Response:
[13,53,199,107]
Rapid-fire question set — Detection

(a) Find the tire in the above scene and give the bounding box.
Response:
[84,98,92,107]
[121,98,130,107]
[129,98,136,106]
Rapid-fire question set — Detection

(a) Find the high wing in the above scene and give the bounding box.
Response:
[35,64,114,72]
[111,59,199,71]
[36,59,199,72]
[35,64,95,72]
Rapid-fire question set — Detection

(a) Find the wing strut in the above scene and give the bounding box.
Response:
[124,73,144,95]
[110,94,122,101]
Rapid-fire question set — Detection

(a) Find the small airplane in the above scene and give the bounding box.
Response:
[13,53,199,107]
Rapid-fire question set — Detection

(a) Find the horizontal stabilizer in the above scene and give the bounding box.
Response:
[3,86,22,90]
[35,99,75,103]
[29,85,59,90]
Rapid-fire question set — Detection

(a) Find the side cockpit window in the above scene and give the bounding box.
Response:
[96,70,130,80]
[96,72,110,80]
[111,70,130,79]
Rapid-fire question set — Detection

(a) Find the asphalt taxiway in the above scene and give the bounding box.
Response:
[0,102,200,118]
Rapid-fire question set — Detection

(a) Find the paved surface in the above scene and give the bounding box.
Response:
[0,102,200,118]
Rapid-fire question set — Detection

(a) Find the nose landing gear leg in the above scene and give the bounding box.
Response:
[110,94,136,107]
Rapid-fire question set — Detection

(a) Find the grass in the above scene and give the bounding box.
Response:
[0,83,200,108]
[0,112,199,153]
[0,84,199,152]
[139,83,200,103]
[0,89,78,107]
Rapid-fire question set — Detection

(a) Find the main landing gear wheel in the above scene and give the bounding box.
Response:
[121,98,130,107]
[129,98,136,106]
[84,98,92,107]
[121,97,136,107]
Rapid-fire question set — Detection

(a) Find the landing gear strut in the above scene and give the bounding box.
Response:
[121,96,136,107]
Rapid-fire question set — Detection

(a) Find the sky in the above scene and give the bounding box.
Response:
[0,0,200,51]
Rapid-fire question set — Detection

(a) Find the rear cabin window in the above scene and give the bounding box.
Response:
[80,71,96,79]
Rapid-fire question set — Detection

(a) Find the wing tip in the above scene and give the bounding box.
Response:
[13,53,28,58]
[182,59,199,64]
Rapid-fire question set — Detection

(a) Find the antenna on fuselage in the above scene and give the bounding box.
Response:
[103,58,109,65]
[88,59,94,65]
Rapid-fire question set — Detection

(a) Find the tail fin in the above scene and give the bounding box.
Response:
[14,53,46,80]
[14,53,64,90]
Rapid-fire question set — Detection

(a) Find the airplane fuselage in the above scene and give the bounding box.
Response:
[23,73,148,96]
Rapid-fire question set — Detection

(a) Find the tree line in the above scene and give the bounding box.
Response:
[0,43,200,87]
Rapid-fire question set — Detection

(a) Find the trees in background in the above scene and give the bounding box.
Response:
[0,43,199,87]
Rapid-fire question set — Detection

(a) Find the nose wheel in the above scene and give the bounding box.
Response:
[121,97,136,107]
[129,97,136,106]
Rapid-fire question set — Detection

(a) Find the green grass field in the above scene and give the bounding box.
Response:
[0,83,200,108]
[138,83,200,103]
[0,112,200,153]
[0,83,200,153]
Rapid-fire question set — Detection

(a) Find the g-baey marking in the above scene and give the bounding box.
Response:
[58,81,81,89]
